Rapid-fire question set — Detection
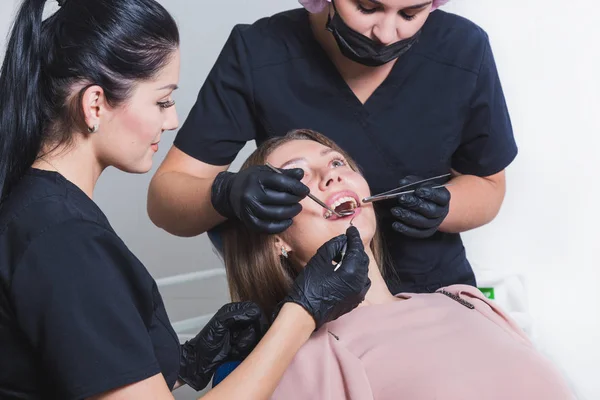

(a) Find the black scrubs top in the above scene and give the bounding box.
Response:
[175,9,518,294]
[0,170,180,399]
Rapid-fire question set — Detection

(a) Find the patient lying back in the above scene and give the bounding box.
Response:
[272,284,572,399]
[220,129,574,400]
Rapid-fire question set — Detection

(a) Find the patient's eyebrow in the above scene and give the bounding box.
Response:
[279,148,339,169]
[280,157,306,169]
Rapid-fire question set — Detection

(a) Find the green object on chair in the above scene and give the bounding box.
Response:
[479,287,495,300]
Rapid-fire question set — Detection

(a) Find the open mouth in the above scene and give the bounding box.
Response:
[324,192,360,219]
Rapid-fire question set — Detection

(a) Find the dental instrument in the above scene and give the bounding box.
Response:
[361,173,452,204]
[265,162,355,218]
[334,216,355,272]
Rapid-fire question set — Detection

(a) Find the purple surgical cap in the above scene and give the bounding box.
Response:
[299,0,450,14]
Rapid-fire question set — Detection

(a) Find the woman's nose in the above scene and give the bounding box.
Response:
[319,169,343,191]
[163,108,179,131]
[372,15,399,45]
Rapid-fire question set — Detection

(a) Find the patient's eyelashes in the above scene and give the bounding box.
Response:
[331,158,347,168]
[282,153,348,185]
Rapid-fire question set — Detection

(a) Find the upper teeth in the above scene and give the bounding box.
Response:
[331,197,357,210]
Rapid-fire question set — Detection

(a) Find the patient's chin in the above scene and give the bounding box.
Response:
[351,217,376,245]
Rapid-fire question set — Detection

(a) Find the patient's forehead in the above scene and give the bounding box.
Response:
[266,140,332,168]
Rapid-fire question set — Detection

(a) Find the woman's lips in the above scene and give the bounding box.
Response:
[324,190,361,219]
[325,207,361,221]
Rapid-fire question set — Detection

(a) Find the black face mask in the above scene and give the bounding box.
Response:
[325,1,421,67]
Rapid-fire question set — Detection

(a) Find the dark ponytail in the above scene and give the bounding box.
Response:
[0,0,179,202]
[0,0,46,203]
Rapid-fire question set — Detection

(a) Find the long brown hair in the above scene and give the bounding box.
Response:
[221,129,389,317]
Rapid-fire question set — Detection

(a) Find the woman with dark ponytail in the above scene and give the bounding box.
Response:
[0,1,371,398]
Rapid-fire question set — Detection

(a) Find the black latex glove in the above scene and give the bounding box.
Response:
[275,226,371,330]
[178,301,268,391]
[211,166,310,234]
[391,175,451,239]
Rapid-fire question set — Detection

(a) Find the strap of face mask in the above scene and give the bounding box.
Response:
[329,0,338,16]
[325,0,342,35]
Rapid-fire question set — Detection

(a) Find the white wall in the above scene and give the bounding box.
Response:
[1,0,598,399]
[441,2,599,399]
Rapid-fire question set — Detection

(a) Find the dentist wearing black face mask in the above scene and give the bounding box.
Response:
[149,0,518,295]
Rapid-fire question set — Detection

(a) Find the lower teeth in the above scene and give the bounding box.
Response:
[324,202,357,219]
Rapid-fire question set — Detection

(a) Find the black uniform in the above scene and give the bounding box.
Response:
[174,9,518,294]
[0,169,180,399]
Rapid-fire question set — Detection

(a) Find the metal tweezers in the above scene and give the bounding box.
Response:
[362,173,452,203]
